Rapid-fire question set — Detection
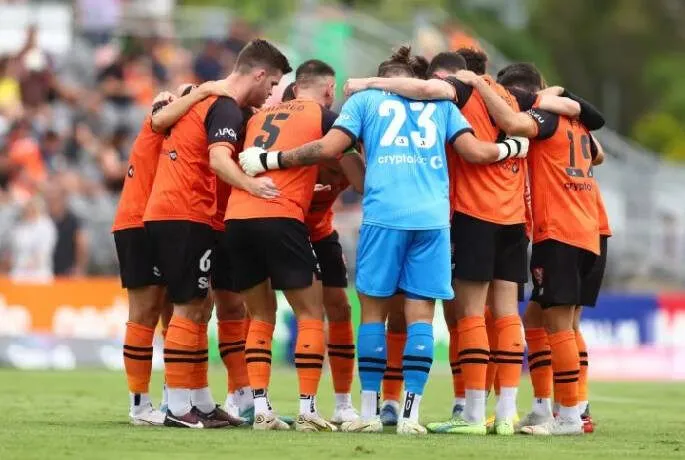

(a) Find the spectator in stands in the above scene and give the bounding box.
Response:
[6,194,56,282]
[45,182,88,277]
[193,40,223,82]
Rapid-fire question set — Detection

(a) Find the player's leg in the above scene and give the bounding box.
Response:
[146,221,228,429]
[520,241,585,436]
[395,228,452,435]
[380,295,406,426]
[342,224,406,433]
[159,291,172,413]
[429,213,493,435]
[488,223,528,434]
[314,231,359,423]
[517,300,554,428]
[222,219,289,431]
[576,234,607,433]
[114,227,166,426]
[266,218,336,432]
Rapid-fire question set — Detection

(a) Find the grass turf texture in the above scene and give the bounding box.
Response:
[1,368,683,459]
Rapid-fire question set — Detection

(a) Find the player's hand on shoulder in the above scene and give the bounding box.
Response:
[198,80,231,98]
[454,70,480,86]
[497,136,530,161]
[153,91,175,104]
[246,176,279,199]
[344,78,371,97]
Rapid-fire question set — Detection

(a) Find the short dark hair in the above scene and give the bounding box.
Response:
[457,47,488,75]
[295,59,335,88]
[235,39,292,75]
[496,62,544,93]
[281,81,296,102]
[427,52,467,76]
[410,55,429,79]
[377,45,414,78]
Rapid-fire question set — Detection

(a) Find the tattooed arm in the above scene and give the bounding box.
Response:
[239,129,354,176]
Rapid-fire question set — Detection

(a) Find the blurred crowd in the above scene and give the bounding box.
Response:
[0,14,258,281]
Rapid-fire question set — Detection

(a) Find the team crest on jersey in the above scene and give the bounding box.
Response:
[533,267,544,285]
[512,162,520,174]
[127,165,134,177]
[169,151,178,161]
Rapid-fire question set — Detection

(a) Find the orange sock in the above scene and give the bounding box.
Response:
[576,329,588,403]
[383,332,406,402]
[493,315,524,389]
[295,319,325,396]
[327,321,355,394]
[245,320,274,391]
[526,328,552,398]
[457,316,489,391]
[549,330,580,408]
[484,308,498,393]
[192,323,209,390]
[123,321,155,393]
[448,324,464,398]
[164,315,202,389]
[218,319,249,392]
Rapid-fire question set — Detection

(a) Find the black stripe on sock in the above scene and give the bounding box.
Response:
[358,357,386,365]
[359,366,385,373]
[328,344,355,350]
[219,340,246,347]
[245,348,272,356]
[163,348,206,355]
[554,377,579,384]
[164,357,207,363]
[123,345,153,352]
[403,365,431,373]
[449,361,459,368]
[245,356,272,364]
[219,346,245,357]
[528,350,551,360]
[580,360,589,366]
[495,358,524,364]
[328,351,355,359]
[458,348,490,357]
[294,353,324,361]
[385,366,402,372]
[553,369,580,377]
[295,362,323,369]
[528,359,551,371]
[457,358,489,365]
[383,375,403,381]
[493,350,525,357]
[123,352,152,360]
[451,368,462,375]
[579,351,588,358]
[403,355,433,364]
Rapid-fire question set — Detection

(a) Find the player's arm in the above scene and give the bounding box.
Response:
[151,80,231,133]
[445,100,529,164]
[590,134,605,165]
[205,97,278,198]
[535,85,605,130]
[339,148,365,193]
[345,77,457,102]
[209,145,278,199]
[536,95,580,118]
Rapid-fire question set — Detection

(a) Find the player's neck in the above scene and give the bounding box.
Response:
[293,90,325,107]
[223,73,251,107]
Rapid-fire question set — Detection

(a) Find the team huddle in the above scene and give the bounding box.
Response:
[112,38,610,436]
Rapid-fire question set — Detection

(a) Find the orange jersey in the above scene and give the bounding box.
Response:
[596,185,612,236]
[144,96,246,225]
[305,160,351,242]
[527,109,599,254]
[226,99,338,222]
[112,115,164,231]
[523,161,533,239]
[212,178,231,231]
[442,75,526,225]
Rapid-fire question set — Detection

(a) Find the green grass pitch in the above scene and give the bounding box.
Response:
[1,368,684,459]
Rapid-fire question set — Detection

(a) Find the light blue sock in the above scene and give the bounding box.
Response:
[357,322,387,392]
[403,322,434,396]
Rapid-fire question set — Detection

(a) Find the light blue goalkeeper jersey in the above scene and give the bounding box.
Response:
[333,89,472,230]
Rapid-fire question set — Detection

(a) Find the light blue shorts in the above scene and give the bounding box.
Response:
[355,224,454,300]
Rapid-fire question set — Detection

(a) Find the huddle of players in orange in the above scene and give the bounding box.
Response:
[112,37,610,436]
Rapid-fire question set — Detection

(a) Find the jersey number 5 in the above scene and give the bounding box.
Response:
[255,112,290,149]
[378,100,437,149]
[566,130,593,178]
